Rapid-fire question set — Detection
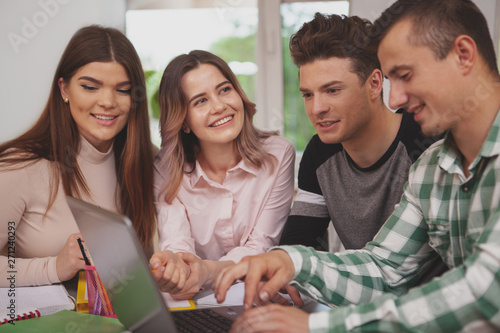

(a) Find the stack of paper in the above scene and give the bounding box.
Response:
[195,281,334,313]
[196,282,246,306]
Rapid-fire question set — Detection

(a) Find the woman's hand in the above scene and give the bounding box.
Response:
[170,252,209,300]
[170,253,235,300]
[55,233,87,282]
[150,250,191,293]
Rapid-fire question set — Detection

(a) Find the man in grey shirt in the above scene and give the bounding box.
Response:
[279,13,446,285]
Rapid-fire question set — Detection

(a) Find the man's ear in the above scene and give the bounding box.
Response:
[453,34,476,75]
[367,69,383,100]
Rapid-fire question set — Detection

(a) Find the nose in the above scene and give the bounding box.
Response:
[98,89,117,109]
[211,96,227,114]
[388,81,409,110]
[309,94,329,116]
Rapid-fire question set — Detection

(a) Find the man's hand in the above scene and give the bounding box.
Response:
[270,285,305,307]
[229,304,309,333]
[213,250,295,310]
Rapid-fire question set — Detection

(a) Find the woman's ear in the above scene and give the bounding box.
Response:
[182,124,191,134]
[58,77,69,102]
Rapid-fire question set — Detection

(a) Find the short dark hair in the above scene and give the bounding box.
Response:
[289,13,381,85]
[373,0,499,76]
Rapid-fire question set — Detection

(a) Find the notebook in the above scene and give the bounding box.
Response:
[0,284,75,325]
[67,196,244,333]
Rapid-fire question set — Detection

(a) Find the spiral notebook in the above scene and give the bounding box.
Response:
[0,284,75,325]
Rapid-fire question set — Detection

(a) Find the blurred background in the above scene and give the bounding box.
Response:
[1,0,499,152]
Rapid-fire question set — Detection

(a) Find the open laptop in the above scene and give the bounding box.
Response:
[67,196,244,333]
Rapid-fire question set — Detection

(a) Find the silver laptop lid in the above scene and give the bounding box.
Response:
[66,196,177,332]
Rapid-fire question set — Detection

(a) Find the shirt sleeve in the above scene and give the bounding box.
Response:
[279,185,331,250]
[220,139,296,263]
[280,136,333,249]
[156,196,197,254]
[154,160,197,254]
[280,192,500,332]
[0,165,60,287]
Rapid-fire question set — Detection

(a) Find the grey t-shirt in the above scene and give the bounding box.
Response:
[280,111,441,250]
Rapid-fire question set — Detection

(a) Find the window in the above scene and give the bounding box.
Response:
[126,0,349,150]
[126,1,258,146]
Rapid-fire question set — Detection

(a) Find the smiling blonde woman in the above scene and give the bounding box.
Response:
[150,50,295,299]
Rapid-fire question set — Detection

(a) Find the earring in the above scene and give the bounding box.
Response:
[182,127,190,134]
[64,97,69,104]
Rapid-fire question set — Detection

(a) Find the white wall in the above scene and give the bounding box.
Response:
[0,0,126,144]
[350,0,498,47]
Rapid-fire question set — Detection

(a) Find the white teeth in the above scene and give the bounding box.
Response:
[319,121,336,127]
[94,114,116,121]
[413,105,425,114]
[211,116,233,127]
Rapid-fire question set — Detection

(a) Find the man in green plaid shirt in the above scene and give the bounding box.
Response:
[213,0,500,331]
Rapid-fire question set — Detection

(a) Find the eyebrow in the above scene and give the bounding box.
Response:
[299,80,343,92]
[78,76,131,87]
[188,80,231,104]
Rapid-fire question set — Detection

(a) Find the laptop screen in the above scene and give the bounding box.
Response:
[67,196,177,332]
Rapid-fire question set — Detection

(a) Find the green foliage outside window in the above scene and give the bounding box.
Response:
[282,35,316,151]
[145,70,162,120]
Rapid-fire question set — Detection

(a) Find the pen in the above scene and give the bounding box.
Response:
[77,237,91,266]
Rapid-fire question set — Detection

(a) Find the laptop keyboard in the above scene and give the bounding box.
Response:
[172,308,234,333]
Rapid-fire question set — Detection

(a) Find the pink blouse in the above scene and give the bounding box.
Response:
[154,135,295,263]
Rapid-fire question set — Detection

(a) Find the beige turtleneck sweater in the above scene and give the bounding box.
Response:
[0,137,119,287]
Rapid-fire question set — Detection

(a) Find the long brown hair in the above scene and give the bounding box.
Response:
[0,25,156,250]
[157,50,277,204]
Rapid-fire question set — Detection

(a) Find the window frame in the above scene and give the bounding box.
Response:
[126,0,500,139]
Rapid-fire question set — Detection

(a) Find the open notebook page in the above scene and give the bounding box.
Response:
[0,284,75,324]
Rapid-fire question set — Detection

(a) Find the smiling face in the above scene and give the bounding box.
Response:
[378,19,462,137]
[182,64,245,150]
[299,57,372,145]
[59,61,131,152]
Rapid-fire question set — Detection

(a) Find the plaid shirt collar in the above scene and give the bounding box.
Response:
[437,109,500,175]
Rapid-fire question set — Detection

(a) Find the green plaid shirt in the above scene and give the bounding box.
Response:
[279,111,500,332]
